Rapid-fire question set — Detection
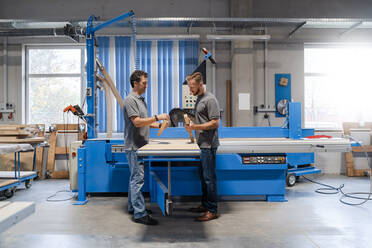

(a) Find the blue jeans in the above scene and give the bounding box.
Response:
[199,148,218,213]
[126,150,147,219]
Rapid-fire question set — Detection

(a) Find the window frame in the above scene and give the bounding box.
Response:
[24,44,85,126]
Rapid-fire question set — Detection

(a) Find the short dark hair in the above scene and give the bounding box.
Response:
[186,72,203,84]
[130,70,148,88]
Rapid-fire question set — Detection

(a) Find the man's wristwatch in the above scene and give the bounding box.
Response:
[154,115,159,121]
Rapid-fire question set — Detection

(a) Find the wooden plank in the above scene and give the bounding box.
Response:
[55,147,70,155]
[96,58,125,108]
[0,171,36,179]
[46,131,57,176]
[0,125,20,131]
[345,152,354,163]
[0,130,30,136]
[0,179,18,187]
[0,136,45,143]
[353,169,367,177]
[346,168,354,177]
[226,80,231,127]
[139,139,199,151]
[51,171,69,179]
[351,146,372,153]
[157,120,169,136]
[0,202,35,233]
[0,124,42,130]
[55,124,79,131]
[36,147,43,179]
[183,114,195,143]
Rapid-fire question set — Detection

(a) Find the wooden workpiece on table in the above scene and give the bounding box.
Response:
[140,138,199,151]
[183,114,195,143]
[157,120,169,136]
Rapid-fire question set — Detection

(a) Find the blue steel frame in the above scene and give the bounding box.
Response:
[144,157,200,215]
[275,73,291,117]
[13,150,38,184]
[0,148,38,195]
[0,180,20,192]
[85,10,135,139]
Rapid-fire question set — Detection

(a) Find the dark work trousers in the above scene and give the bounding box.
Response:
[199,147,218,213]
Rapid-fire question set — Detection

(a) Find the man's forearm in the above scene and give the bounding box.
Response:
[193,119,219,130]
[132,116,157,127]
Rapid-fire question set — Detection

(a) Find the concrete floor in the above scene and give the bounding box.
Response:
[0,175,371,248]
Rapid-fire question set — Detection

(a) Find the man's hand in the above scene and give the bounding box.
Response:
[157,113,170,121]
[150,122,161,128]
[185,120,195,132]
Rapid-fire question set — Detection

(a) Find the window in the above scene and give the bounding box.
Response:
[304,45,372,129]
[26,46,85,127]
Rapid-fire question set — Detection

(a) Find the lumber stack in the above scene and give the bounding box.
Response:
[0,125,45,143]
[343,122,372,177]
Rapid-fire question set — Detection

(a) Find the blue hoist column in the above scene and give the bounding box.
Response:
[85,10,135,139]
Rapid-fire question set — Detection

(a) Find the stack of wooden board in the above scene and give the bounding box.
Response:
[343,122,372,176]
[0,124,45,143]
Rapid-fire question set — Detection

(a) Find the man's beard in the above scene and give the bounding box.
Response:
[194,87,200,96]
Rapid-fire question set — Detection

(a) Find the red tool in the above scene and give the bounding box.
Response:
[305,135,332,139]
[202,47,216,64]
[63,105,77,113]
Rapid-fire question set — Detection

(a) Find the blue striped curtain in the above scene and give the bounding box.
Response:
[157,40,173,114]
[114,37,132,132]
[95,38,198,133]
[136,41,152,116]
[179,40,199,107]
[96,37,110,133]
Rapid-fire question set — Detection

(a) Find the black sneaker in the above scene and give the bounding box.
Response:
[128,209,153,215]
[132,215,159,225]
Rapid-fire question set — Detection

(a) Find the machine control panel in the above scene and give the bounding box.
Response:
[111,145,125,153]
[242,155,286,164]
[182,84,206,109]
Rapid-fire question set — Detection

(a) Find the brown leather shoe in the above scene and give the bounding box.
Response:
[188,205,207,213]
[196,211,219,221]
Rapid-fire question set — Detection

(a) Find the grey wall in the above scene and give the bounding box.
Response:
[253,42,304,127]
[0,44,23,124]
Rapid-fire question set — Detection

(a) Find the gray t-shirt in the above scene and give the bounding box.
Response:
[194,91,220,148]
[123,92,149,151]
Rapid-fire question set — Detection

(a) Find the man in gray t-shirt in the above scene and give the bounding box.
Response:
[185,72,220,222]
[123,70,169,226]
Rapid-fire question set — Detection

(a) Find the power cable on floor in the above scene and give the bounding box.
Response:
[46,189,76,202]
[303,135,372,206]
[303,175,372,206]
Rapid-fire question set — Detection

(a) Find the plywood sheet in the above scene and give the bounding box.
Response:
[139,139,199,151]
[0,171,36,179]
[0,137,45,144]
[0,202,35,233]
[0,179,18,187]
[0,130,30,136]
